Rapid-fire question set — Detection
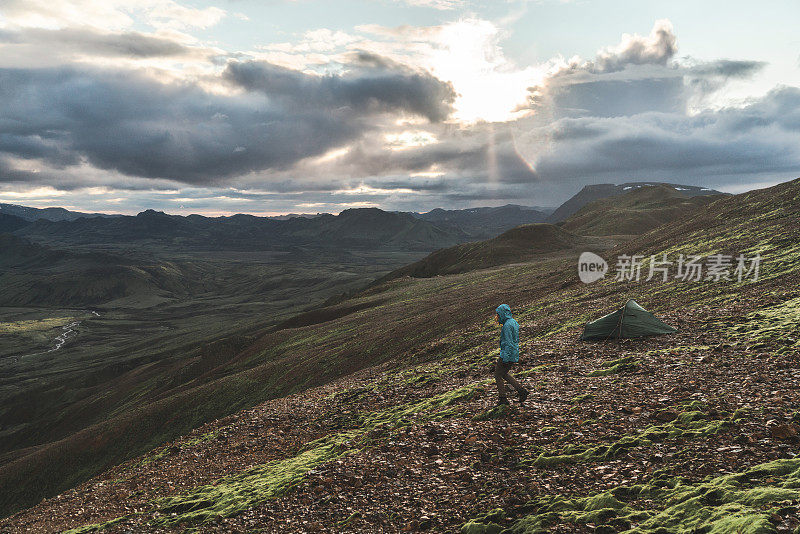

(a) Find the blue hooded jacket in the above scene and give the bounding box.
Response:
[496,304,519,363]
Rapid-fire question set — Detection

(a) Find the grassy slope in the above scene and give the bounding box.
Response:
[375,223,612,283]
[2,178,800,531]
[561,185,725,237]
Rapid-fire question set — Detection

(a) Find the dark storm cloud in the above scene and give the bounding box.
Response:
[223,60,455,122]
[529,86,800,184]
[336,126,537,189]
[0,67,354,183]
[347,50,406,70]
[527,57,765,123]
[1,14,797,212]
[0,57,455,185]
[0,133,79,166]
[336,87,800,206]
[0,27,191,58]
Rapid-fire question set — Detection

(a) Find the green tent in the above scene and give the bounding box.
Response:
[580,299,677,341]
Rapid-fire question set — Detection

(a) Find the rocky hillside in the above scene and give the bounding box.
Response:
[2,179,800,533]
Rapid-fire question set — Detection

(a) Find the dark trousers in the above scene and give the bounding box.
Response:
[495,357,524,398]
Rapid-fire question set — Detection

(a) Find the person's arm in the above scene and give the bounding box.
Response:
[499,322,512,361]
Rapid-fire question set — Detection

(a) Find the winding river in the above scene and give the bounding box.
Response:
[23,310,100,358]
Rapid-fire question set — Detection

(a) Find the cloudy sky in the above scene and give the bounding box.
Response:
[1,0,799,215]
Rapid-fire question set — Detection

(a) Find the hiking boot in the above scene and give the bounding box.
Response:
[496,397,510,407]
[517,388,529,404]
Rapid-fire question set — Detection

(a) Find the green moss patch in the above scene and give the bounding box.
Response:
[587,356,639,377]
[63,515,132,533]
[464,458,800,533]
[728,296,800,354]
[461,508,506,533]
[147,383,482,526]
[153,435,356,525]
[523,409,737,467]
[570,393,596,404]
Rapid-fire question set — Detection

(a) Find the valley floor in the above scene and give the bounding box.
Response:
[3,274,799,533]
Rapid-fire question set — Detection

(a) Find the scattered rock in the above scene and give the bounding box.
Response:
[769,423,800,441]
[653,410,679,423]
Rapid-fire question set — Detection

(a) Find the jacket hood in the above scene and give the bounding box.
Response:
[496,304,513,324]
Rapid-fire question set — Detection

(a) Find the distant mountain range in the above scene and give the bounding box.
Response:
[0,213,29,234]
[266,213,327,220]
[547,182,726,223]
[4,204,557,253]
[0,182,726,254]
[0,203,119,222]
[410,204,553,240]
[11,208,468,252]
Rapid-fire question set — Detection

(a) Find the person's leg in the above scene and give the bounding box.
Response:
[502,369,525,393]
[501,363,528,403]
[494,358,509,399]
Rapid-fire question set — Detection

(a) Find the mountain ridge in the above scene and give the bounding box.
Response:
[14,207,467,252]
[410,204,553,240]
[0,203,120,222]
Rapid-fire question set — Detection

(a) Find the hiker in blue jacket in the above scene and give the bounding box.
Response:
[494,304,529,406]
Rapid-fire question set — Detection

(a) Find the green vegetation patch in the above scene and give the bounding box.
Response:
[587,356,640,377]
[63,515,132,533]
[359,383,478,429]
[461,509,506,534]
[522,409,737,467]
[133,430,221,470]
[153,435,357,525]
[0,316,75,334]
[147,383,481,526]
[516,363,557,378]
[728,296,800,354]
[464,458,800,533]
[570,393,596,404]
